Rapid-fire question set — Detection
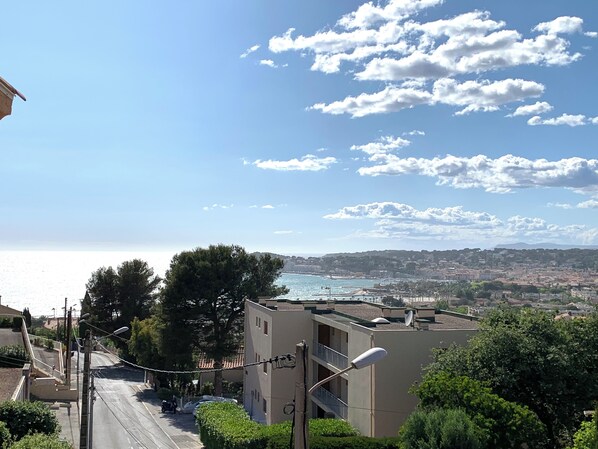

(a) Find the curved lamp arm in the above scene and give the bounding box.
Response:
[308,347,387,394]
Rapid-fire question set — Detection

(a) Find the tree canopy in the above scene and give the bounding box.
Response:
[414,372,547,448]
[160,244,287,394]
[426,308,598,447]
[82,259,161,335]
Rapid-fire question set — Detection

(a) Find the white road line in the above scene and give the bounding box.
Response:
[134,385,180,449]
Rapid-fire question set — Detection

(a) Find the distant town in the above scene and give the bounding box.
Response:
[278,247,598,314]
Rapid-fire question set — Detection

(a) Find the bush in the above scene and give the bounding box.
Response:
[0,421,11,449]
[10,433,72,449]
[569,415,598,449]
[266,434,400,449]
[197,402,264,449]
[398,408,486,449]
[0,401,60,441]
[0,346,29,368]
[157,388,179,401]
[196,402,391,449]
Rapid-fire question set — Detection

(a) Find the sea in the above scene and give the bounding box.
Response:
[0,250,378,317]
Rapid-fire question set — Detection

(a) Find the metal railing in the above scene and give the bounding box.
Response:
[314,342,348,370]
[312,386,348,420]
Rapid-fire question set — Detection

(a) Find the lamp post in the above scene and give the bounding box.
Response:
[294,344,387,449]
[79,323,128,449]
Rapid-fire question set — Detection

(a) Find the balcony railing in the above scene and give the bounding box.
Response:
[312,386,348,420]
[314,343,348,370]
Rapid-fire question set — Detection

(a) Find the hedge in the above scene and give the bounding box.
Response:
[196,402,400,449]
[0,401,59,441]
[0,421,10,449]
[10,433,72,449]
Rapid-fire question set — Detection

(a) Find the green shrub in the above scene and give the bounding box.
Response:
[0,421,11,449]
[0,401,60,441]
[45,340,55,350]
[200,382,215,395]
[569,415,598,449]
[197,402,389,449]
[10,433,72,449]
[398,408,485,449]
[266,434,400,449]
[0,346,29,368]
[197,402,264,449]
[157,388,179,401]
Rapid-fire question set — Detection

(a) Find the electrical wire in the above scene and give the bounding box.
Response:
[94,388,153,449]
[96,341,295,375]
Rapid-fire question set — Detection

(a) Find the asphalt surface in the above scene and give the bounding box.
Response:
[0,328,24,346]
[88,352,203,449]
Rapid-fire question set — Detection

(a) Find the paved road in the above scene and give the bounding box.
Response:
[89,352,202,449]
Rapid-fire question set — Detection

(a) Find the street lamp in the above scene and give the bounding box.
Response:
[294,343,387,449]
[79,322,129,449]
[308,347,388,394]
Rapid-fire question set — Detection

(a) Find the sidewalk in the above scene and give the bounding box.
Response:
[52,400,80,447]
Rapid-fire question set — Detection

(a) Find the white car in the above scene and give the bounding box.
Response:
[181,395,237,414]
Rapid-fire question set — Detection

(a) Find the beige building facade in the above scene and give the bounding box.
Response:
[244,298,478,437]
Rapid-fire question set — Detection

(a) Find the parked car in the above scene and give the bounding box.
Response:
[181,395,236,414]
[191,396,237,417]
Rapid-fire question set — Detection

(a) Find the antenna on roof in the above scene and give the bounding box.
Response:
[405,310,414,327]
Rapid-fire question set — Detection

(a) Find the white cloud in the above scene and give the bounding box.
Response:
[325,202,501,227]
[404,130,425,136]
[585,31,598,38]
[591,117,598,125]
[338,0,444,30]
[533,16,584,35]
[253,154,337,171]
[351,135,411,155]
[203,203,234,211]
[578,199,598,209]
[324,201,598,245]
[274,230,295,235]
[270,6,585,81]
[528,113,588,127]
[260,59,278,68]
[356,154,598,195]
[509,101,553,117]
[240,44,260,58]
[547,202,574,209]
[262,204,275,209]
[311,78,543,117]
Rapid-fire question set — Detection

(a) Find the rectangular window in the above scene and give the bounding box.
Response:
[264,320,269,335]
[263,398,267,414]
[263,361,268,374]
[257,391,260,402]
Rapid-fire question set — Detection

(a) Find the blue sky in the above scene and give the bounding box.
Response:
[1,0,597,255]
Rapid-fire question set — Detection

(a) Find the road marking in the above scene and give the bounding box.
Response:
[134,385,180,449]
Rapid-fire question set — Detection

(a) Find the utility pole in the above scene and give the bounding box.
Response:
[63,298,68,347]
[79,331,91,449]
[294,341,309,449]
[89,375,95,449]
[65,308,72,387]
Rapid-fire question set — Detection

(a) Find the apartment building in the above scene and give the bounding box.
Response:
[244,298,478,437]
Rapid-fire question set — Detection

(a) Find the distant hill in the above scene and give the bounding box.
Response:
[495,242,598,250]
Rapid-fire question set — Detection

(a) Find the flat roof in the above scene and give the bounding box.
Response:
[250,299,479,331]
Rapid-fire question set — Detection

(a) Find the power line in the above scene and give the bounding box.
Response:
[96,342,295,375]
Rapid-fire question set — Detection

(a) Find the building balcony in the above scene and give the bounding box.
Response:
[312,386,348,420]
[313,343,348,370]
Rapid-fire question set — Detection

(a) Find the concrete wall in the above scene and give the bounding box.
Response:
[370,327,476,437]
[244,301,312,424]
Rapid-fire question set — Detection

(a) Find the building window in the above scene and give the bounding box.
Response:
[264,320,269,335]
[263,398,267,414]
[257,391,260,402]
[263,361,267,374]
[256,316,261,327]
